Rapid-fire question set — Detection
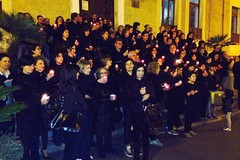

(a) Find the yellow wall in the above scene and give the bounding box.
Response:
[123,0,160,35]
[2,0,12,12]
[2,0,72,24]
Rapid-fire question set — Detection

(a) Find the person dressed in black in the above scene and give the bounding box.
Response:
[232,55,240,109]
[184,72,199,138]
[77,59,96,160]
[95,67,117,159]
[14,55,50,160]
[126,63,154,160]
[31,56,54,159]
[59,63,87,160]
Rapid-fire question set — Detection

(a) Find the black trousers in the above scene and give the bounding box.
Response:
[21,132,40,160]
[132,111,149,160]
[63,132,81,160]
[96,103,112,152]
[123,105,132,145]
[79,110,94,159]
[184,101,197,132]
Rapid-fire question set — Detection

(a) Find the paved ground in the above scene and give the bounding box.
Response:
[43,104,240,160]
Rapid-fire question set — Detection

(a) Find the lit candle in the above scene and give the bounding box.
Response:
[155,44,159,48]
[176,49,179,52]
[185,43,188,46]
[141,60,145,63]
[49,70,54,74]
[182,46,185,50]
[186,61,189,64]
[42,93,50,100]
[196,61,199,66]
[53,24,57,27]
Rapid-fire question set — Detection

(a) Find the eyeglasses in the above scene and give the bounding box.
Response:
[100,72,108,74]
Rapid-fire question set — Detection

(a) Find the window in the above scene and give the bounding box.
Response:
[231,7,240,43]
[162,0,175,25]
[189,0,202,39]
[189,0,199,28]
[0,1,2,13]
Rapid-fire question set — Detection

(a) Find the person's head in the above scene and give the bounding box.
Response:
[61,28,69,39]
[114,38,123,50]
[96,67,109,79]
[67,43,77,57]
[60,63,78,86]
[19,55,34,74]
[177,30,182,37]
[123,58,134,73]
[190,44,197,53]
[179,49,186,58]
[34,56,45,72]
[133,22,140,31]
[128,50,139,62]
[100,55,112,69]
[213,53,219,61]
[133,63,146,80]
[187,32,194,39]
[71,12,79,23]
[54,52,64,65]
[55,16,64,26]
[0,53,10,71]
[159,26,165,33]
[187,72,197,83]
[77,59,92,75]
[169,44,177,54]
[209,62,217,71]
[31,44,42,57]
[180,33,185,40]
[37,15,44,25]
[141,31,149,41]
[83,27,90,36]
[122,28,130,38]
[151,47,158,56]
[213,44,221,53]
[186,62,195,71]
[206,57,212,64]
[23,12,33,20]
[147,61,160,75]
[191,54,197,61]
[167,38,173,45]
[198,47,205,55]
[102,30,109,40]
[199,63,206,71]
[174,37,180,44]
[44,18,50,25]
[176,66,183,76]
[198,40,205,48]
[117,25,124,33]
[91,13,97,21]
[144,24,151,32]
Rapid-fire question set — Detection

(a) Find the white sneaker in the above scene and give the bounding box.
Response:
[150,139,163,147]
[223,128,232,131]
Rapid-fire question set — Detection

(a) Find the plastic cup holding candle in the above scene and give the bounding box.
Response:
[110,94,117,101]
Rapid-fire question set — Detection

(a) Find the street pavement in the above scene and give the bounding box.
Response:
[46,106,240,160]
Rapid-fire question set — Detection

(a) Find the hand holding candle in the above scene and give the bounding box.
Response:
[41,93,50,105]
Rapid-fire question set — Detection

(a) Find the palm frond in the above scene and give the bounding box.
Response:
[0,11,46,45]
[0,85,21,100]
[0,102,26,122]
[206,34,236,48]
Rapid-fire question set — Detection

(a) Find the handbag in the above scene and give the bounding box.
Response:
[50,109,83,132]
[145,103,164,135]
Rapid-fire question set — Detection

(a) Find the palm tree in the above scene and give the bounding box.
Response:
[205,34,236,48]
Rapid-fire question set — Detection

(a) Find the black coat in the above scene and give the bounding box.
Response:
[14,73,43,136]
[233,61,240,90]
[126,78,154,112]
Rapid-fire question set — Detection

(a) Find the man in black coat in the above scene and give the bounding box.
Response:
[232,55,240,109]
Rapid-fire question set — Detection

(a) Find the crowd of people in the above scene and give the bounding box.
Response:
[0,11,239,160]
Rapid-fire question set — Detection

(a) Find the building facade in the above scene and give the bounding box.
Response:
[1,0,240,55]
